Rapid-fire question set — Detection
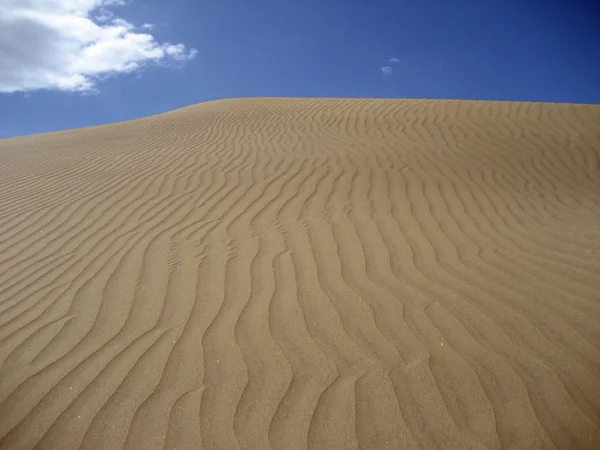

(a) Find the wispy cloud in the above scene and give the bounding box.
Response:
[389,57,400,63]
[0,0,198,94]
[380,66,393,75]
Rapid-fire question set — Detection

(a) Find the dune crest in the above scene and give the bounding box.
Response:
[0,98,599,449]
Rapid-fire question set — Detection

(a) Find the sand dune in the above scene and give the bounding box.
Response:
[0,98,599,449]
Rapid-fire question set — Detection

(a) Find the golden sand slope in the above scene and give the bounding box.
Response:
[0,98,599,450]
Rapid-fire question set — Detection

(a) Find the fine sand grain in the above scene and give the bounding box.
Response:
[0,98,599,449]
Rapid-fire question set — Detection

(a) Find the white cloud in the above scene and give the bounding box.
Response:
[0,0,197,93]
[380,66,393,75]
[389,57,400,63]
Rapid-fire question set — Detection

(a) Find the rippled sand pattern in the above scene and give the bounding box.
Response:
[0,98,599,449]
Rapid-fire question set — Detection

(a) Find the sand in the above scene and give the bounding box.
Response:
[0,98,599,449]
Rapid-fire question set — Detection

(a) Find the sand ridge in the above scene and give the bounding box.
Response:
[0,98,599,449]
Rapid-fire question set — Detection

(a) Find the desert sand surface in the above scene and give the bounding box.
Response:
[0,98,599,449]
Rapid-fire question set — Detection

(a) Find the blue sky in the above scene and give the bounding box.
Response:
[1,0,599,138]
